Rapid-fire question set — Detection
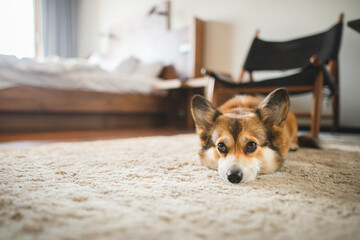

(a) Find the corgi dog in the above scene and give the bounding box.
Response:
[191,88,299,184]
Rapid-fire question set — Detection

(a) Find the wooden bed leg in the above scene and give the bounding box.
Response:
[311,71,324,138]
[186,89,197,130]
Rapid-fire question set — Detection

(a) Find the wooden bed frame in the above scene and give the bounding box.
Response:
[0,2,205,133]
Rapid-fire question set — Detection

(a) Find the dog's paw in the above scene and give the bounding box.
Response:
[290,143,299,151]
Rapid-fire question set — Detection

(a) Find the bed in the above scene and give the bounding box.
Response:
[0,2,205,133]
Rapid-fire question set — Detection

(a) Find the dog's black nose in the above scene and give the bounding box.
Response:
[227,169,243,184]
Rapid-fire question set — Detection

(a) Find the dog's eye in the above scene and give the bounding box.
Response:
[217,142,228,154]
[246,141,257,153]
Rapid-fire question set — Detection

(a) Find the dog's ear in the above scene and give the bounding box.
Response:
[191,95,222,131]
[255,88,290,128]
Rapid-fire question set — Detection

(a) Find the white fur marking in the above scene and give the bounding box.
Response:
[203,148,218,169]
[205,148,215,160]
[224,112,257,119]
[218,155,237,182]
[217,155,260,183]
[240,158,260,183]
[261,147,277,173]
[212,131,219,142]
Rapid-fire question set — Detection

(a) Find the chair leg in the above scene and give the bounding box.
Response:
[311,71,324,138]
[332,93,340,132]
[329,60,340,132]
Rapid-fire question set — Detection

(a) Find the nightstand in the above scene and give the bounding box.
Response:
[153,77,214,129]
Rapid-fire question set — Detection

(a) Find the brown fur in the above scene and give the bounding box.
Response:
[191,89,298,183]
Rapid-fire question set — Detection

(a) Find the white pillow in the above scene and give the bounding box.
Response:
[87,53,104,65]
[133,62,164,78]
[88,53,124,72]
[113,57,139,74]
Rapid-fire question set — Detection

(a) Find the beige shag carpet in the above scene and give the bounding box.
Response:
[0,134,360,240]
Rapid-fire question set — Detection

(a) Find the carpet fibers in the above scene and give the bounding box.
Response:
[0,134,359,240]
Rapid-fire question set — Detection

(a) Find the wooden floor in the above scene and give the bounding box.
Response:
[0,128,195,149]
[3,128,360,149]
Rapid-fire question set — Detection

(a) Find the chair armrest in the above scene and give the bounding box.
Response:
[310,55,322,67]
[309,55,337,95]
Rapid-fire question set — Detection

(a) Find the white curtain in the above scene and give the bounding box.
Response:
[41,0,78,58]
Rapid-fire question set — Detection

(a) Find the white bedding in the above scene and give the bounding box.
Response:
[0,55,162,94]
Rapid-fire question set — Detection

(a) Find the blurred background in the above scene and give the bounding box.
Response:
[0,0,359,144]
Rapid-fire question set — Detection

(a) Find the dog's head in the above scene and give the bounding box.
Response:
[191,88,289,184]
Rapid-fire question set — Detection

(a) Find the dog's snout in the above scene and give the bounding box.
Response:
[227,169,243,184]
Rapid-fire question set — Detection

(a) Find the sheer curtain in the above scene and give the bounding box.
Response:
[41,0,78,58]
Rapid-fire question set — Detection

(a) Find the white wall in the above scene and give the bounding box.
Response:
[78,0,360,128]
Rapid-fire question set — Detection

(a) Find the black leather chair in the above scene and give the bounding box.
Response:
[202,14,343,138]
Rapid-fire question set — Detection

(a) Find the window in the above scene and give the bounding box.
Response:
[0,0,35,58]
